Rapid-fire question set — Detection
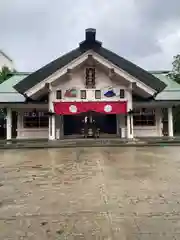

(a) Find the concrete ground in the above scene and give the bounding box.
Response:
[0,147,180,239]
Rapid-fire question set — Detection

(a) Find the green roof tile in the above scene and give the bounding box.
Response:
[1,69,180,102]
[0,74,28,102]
[153,73,180,100]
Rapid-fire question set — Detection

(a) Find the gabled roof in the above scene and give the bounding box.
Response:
[154,72,180,101]
[0,73,28,102]
[1,70,180,103]
[14,29,166,94]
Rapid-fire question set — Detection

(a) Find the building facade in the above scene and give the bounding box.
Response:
[0,29,180,140]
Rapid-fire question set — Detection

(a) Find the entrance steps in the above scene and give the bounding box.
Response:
[0,137,179,149]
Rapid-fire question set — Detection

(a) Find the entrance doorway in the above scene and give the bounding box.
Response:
[64,114,85,135]
[12,111,17,138]
[93,113,117,134]
[63,112,117,136]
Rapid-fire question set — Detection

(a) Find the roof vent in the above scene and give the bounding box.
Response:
[85,28,96,42]
[79,28,102,50]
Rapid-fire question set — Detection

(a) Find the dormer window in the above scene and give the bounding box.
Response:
[85,67,95,88]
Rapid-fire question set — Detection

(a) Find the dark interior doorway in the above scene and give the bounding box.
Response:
[63,112,117,136]
[12,111,17,138]
[93,113,117,134]
[0,110,17,139]
[64,114,85,135]
[0,117,6,139]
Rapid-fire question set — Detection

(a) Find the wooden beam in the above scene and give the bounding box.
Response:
[87,54,94,66]
[128,82,136,90]
[67,68,72,80]
[109,68,115,79]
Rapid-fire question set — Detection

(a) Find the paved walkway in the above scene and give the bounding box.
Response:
[0,137,180,149]
[0,147,180,239]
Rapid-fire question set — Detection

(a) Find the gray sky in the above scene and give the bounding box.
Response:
[0,0,180,72]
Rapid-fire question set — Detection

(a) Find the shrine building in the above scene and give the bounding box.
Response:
[1,28,180,140]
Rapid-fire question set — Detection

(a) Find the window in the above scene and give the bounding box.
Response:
[95,90,101,99]
[85,67,95,88]
[23,111,49,128]
[133,108,155,126]
[119,89,125,99]
[56,90,62,99]
[80,90,86,99]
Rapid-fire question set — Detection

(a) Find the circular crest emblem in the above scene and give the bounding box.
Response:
[69,105,77,113]
[104,105,112,113]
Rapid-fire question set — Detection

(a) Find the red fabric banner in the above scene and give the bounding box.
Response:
[53,101,127,115]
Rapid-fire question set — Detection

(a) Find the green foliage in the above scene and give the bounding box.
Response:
[168,54,180,84]
[0,66,13,84]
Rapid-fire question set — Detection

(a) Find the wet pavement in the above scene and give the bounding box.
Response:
[0,147,180,239]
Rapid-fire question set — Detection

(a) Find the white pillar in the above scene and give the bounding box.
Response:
[48,89,56,140]
[126,84,133,139]
[119,114,125,138]
[49,115,56,140]
[55,115,60,140]
[16,111,21,139]
[17,112,21,130]
[168,107,173,137]
[116,115,120,136]
[126,115,130,138]
[6,108,12,140]
[60,115,64,139]
[48,115,52,140]
[156,108,162,137]
[51,115,56,140]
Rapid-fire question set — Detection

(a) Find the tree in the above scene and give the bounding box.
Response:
[0,66,13,84]
[0,66,14,121]
[168,54,180,84]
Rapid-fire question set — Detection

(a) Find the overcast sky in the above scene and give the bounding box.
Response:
[0,0,180,72]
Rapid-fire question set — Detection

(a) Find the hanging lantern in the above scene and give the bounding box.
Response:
[32,108,37,117]
[47,110,55,116]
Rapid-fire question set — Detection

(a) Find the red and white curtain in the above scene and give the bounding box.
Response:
[53,101,127,115]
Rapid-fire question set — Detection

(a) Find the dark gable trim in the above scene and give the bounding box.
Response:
[14,29,166,94]
[14,48,86,94]
[96,47,166,92]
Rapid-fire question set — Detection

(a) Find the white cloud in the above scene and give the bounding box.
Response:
[136,20,180,70]
[0,0,180,71]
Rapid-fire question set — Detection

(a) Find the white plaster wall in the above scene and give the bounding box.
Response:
[53,67,127,102]
[0,52,14,70]
[118,109,162,138]
[17,128,48,139]
[133,127,158,137]
[122,127,158,137]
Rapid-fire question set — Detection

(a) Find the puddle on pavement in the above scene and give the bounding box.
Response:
[0,147,180,239]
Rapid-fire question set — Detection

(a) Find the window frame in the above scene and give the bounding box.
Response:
[23,111,49,128]
[85,67,96,88]
[119,89,125,99]
[95,90,101,99]
[133,108,156,126]
[80,90,86,99]
[56,90,62,99]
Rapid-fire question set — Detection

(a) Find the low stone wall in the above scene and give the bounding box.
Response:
[16,128,48,139]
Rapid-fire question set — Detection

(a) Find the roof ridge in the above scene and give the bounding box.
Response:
[150,70,170,74]
[12,72,31,75]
